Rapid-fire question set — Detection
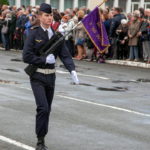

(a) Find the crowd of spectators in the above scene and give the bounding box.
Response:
[102,7,150,63]
[0,4,150,63]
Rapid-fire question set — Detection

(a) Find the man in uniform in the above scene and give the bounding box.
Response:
[23,3,79,150]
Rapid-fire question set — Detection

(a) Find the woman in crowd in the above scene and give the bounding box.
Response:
[51,11,61,31]
[0,11,12,50]
[116,19,129,59]
[65,14,75,57]
[128,12,141,61]
[58,15,69,35]
[74,10,86,60]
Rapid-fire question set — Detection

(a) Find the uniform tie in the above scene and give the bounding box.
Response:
[45,30,49,39]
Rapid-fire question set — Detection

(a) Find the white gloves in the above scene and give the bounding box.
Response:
[71,70,79,84]
[46,54,55,64]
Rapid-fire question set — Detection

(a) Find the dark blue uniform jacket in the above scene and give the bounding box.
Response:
[23,26,75,72]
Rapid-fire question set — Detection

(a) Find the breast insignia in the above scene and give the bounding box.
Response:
[35,39,43,43]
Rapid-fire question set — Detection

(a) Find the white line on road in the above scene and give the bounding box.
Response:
[17,86,150,117]
[0,135,35,150]
[77,72,109,80]
[56,70,110,80]
[56,95,150,117]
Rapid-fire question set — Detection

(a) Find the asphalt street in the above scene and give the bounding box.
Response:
[0,50,150,150]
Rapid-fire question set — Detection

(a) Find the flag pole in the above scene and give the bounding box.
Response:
[97,0,108,8]
[65,0,108,36]
[72,0,108,30]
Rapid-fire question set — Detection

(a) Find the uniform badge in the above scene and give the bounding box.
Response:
[35,39,43,43]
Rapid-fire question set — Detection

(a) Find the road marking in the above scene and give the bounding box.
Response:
[0,135,35,150]
[56,70,110,80]
[56,95,150,117]
[77,72,109,80]
[17,86,150,117]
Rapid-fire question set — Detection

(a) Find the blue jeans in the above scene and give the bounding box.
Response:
[1,33,6,47]
[0,32,2,43]
[129,46,139,59]
[1,33,10,50]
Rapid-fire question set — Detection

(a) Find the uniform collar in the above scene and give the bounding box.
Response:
[40,24,53,39]
[40,24,51,32]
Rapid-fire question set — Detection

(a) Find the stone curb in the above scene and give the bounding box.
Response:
[105,60,150,69]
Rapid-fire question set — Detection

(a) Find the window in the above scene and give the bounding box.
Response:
[131,2,139,12]
[64,0,73,10]
[78,0,87,8]
[9,0,15,6]
[105,0,113,9]
[145,3,150,9]
[21,0,30,6]
[119,0,126,12]
[145,0,150,9]
[132,0,140,2]
[51,0,59,9]
[36,0,46,5]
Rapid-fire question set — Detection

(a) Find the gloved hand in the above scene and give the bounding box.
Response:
[46,54,55,64]
[71,70,79,84]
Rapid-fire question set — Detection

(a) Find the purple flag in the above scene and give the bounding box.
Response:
[82,7,110,53]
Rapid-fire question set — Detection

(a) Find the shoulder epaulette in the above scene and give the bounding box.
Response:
[31,26,39,30]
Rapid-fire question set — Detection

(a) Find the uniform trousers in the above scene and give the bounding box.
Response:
[30,72,55,138]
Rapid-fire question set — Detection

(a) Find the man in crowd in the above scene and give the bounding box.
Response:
[109,7,126,59]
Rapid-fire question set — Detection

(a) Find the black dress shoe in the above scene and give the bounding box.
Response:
[5,48,10,51]
[36,137,48,150]
[36,143,48,150]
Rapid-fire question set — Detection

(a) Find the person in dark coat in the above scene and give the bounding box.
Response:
[128,13,141,61]
[109,7,126,59]
[23,3,79,150]
[9,11,17,49]
[116,19,129,59]
[0,12,12,50]
[15,9,28,49]
[139,16,150,62]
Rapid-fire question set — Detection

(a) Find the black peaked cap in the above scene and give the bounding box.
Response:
[39,3,52,14]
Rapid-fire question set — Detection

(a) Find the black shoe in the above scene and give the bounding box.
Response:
[36,143,48,150]
[5,48,10,51]
[36,137,48,150]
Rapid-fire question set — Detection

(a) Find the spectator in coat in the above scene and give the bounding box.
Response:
[116,19,129,59]
[74,10,86,60]
[9,11,16,49]
[109,7,126,59]
[51,11,61,31]
[139,16,150,62]
[128,13,141,61]
[0,12,12,50]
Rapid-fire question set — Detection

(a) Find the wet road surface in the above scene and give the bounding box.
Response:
[0,50,150,150]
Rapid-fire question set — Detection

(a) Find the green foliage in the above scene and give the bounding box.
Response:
[0,0,9,5]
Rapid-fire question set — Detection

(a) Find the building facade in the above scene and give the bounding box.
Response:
[8,0,150,13]
[105,0,150,13]
[8,0,89,11]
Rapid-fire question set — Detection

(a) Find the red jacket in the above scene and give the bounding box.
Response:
[51,21,60,31]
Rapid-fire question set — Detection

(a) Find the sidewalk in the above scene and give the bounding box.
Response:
[85,48,150,69]
[105,59,150,69]
[1,47,150,69]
